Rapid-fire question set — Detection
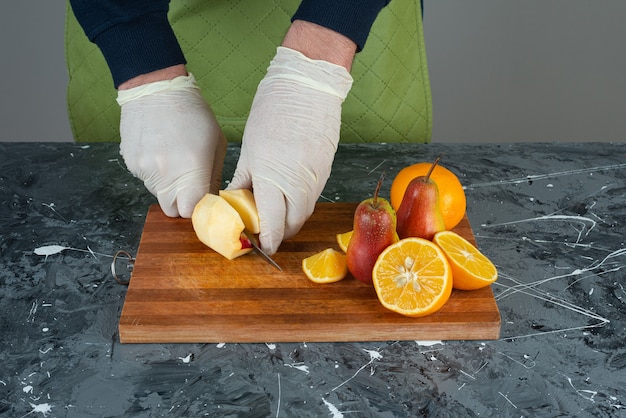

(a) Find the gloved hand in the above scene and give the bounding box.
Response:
[117,74,227,218]
[227,47,353,254]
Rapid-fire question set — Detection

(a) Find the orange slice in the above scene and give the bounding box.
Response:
[336,230,353,253]
[372,238,452,317]
[433,231,498,290]
[302,248,349,284]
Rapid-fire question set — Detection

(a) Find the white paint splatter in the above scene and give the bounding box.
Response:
[33,245,69,261]
[332,348,382,392]
[465,165,626,188]
[367,159,387,175]
[493,242,620,341]
[482,214,598,236]
[265,343,276,350]
[416,340,443,347]
[363,348,382,361]
[459,370,477,380]
[39,346,53,355]
[216,343,226,348]
[86,245,97,259]
[23,385,33,394]
[496,351,536,369]
[284,363,309,374]
[20,403,52,417]
[322,398,344,418]
[275,373,281,418]
[178,354,192,363]
[33,244,112,261]
[499,391,518,409]
[562,373,598,403]
[459,358,490,382]
[27,301,38,323]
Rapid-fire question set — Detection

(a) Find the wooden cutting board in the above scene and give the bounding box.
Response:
[119,203,500,343]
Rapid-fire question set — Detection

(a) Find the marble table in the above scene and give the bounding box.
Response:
[1,142,624,417]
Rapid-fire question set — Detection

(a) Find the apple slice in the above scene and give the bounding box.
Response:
[192,193,254,260]
[219,189,260,234]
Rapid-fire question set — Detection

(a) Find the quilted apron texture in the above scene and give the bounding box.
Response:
[65,0,432,143]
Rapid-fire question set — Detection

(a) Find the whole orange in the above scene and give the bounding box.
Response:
[390,162,466,230]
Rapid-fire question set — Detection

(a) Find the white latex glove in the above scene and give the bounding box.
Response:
[117,74,227,218]
[227,47,353,254]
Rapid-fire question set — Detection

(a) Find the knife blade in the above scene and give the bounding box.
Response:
[243,230,283,271]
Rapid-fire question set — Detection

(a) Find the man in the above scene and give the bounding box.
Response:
[69,0,391,254]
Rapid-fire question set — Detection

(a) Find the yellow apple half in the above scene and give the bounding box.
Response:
[219,189,260,234]
[192,193,254,260]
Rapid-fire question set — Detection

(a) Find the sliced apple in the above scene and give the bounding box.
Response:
[192,193,254,260]
[219,189,260,234]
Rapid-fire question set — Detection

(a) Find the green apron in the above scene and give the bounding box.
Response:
[65,0,431,143]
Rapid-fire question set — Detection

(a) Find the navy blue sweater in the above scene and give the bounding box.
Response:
[69,0,391,88]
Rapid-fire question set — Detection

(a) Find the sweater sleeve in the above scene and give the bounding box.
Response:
[69,0,186,88]
[69,0,392,88]
[291,0,391,51]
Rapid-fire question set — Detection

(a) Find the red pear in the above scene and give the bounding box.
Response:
[346,175,398,285]
[396,156,446,241]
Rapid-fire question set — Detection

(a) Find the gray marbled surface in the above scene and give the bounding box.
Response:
[1,142,624,417]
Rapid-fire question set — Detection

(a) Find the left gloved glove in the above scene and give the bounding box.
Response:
[227,47,353,254]
[117,74,227,218]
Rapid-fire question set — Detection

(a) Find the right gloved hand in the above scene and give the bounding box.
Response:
[227,47,353,255]
[117,74,227,218]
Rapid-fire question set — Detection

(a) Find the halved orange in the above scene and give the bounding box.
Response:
[336,230,353,253]
[372,238,452,317]
[302,248,349,284]
[433,231,497,290]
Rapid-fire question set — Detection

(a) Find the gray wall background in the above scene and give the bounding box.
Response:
[2,1,625,143]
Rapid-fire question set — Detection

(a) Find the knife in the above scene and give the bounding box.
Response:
[243,230,283,271]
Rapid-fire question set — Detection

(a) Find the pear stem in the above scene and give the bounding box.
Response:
[373,173,385,206]
[425,154,444,181]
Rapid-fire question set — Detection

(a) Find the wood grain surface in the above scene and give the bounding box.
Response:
[119,203,501,343]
